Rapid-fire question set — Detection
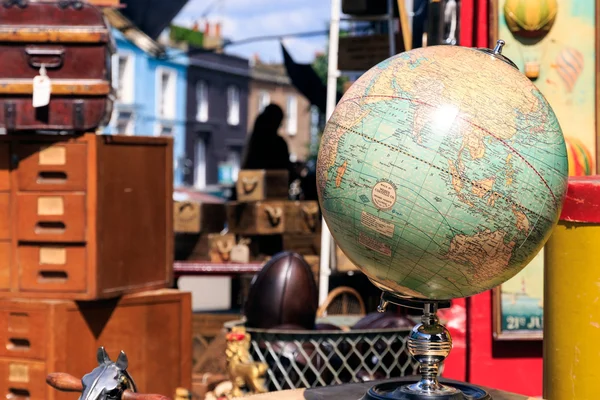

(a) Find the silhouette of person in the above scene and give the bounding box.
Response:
[241,104,292,174]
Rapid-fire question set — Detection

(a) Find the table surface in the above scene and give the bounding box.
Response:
[239,377,541,400]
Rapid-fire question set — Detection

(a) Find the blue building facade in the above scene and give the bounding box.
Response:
[103,29,189,186]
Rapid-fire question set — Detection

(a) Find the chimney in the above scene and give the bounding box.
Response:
[204,22,210,36]
[215,22,221,39]
[192,21,199,31]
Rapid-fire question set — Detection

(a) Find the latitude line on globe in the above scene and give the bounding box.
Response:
[335,94,559,209]
[328,120,554,224]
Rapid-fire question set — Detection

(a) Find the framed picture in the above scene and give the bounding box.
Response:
[490,0,599,339]
[493,249,544,340]
[489,0,598,170]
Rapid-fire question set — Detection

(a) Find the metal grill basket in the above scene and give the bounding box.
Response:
[225,321,423,391]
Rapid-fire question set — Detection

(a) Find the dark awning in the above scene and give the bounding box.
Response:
[119,0,190,40]
[281,43,342,115]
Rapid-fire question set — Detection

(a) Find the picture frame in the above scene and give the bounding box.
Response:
[490,0,600,340]
[492,250,544,341]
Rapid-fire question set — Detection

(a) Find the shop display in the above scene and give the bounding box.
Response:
[317,40,568,399]
[0,0,114,133]
[0,133,173,300]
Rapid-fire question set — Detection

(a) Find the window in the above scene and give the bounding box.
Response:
[114,110,135,135]
[111,52,134,104]
[228,149,241,182]
[156,68,177,119]
[194,138,207,189]
[227,85,240,126]
[196,80,208,122]
[258,91,270,113]
[156,124,174,137]
[286,95,297,135]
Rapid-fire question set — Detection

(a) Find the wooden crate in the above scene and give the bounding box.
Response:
[283,201,320,234]
[226,201,285,235]
[0,133,173,300]
[0,289,191,400]
[235,170,289,202]
[173,201,225,234]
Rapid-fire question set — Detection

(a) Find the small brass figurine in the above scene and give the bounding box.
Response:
[225,327,268,398]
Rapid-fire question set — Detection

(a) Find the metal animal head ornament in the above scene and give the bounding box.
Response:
[79,347,137,400]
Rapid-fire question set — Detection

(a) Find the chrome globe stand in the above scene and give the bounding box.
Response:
[362,292,491,400]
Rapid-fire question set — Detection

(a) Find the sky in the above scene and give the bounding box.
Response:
[173,0,331,64]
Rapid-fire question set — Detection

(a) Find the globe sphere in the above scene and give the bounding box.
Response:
[317,44,568,300]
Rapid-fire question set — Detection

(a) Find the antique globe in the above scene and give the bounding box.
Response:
[317,41,568,302]
[317,41,569,400]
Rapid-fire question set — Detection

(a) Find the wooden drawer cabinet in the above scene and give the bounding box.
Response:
[0,133,173,300]
[0,290,192,400]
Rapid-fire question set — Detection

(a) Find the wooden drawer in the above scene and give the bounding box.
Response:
[18,245,86,293]
[283,201,320,234]
[0,309,47,360]
[235,169,289,202]
[17,193,86,242]
[16,142,87,192]
[226,201,285,235]
[0,359,46,400]
[0,193,10,240]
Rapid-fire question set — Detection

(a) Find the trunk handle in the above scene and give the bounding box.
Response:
[25,47,65,69]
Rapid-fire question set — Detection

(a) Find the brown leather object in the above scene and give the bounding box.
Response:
[244,252,318,330]
[0,0,114,133]
[351,312,414,330]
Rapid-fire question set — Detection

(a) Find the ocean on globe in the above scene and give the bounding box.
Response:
[317,44,569,300]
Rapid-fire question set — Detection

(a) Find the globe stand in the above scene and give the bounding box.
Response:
[362,292,490,400]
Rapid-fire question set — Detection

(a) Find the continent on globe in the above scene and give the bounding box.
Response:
[317,43,569,300]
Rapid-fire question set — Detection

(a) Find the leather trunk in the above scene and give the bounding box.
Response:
[0,0,114,133]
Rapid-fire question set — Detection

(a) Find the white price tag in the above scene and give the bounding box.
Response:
[32,65,51,108]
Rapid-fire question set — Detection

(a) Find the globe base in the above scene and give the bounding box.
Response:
[374,293,491,400]
[362,380,491,400]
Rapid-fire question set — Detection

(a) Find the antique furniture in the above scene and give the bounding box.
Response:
[0,289,191,399]
[0,133,173,300]
[0,0,114,133]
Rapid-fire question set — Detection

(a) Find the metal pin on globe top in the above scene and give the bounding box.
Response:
[317,38,568,400]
